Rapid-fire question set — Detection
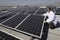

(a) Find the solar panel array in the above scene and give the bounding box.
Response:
[0,6,59,39]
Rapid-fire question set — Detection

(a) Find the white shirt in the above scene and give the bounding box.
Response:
[43,11,57,26]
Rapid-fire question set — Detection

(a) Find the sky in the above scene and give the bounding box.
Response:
[0,0,60,6]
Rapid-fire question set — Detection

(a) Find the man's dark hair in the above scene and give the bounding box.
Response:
[47,6,52,10]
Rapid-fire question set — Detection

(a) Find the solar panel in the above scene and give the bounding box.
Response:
[36,8,46,15]
[13,8,23,12]
[56,8,60,12]
[18,7,29,14]
[0,30,23,40]
[19,10,27,13]
[2,14,28,28]
[27,8,38,14]
[40,23,49,40]
[16,15,45,38]
[55,8,60,15]
[8,8,17,12]
[0,13,16,23]
[27,10,36,14]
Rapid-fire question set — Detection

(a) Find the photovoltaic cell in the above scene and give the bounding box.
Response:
[0,31,20,40]
[2,14,28,28]
[17,15,44,36]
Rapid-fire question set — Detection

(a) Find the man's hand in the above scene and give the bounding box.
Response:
[44,21,47,23]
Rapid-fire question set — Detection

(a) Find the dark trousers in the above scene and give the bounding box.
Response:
[45,22,56,29]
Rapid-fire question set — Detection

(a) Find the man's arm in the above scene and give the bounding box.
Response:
[46,13,55,23]
[43,12,48,16]
[39,12,48,16]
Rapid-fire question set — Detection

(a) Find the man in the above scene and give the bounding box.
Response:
[43,6,58,29]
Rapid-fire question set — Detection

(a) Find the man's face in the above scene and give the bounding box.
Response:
[46,8,50,12]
